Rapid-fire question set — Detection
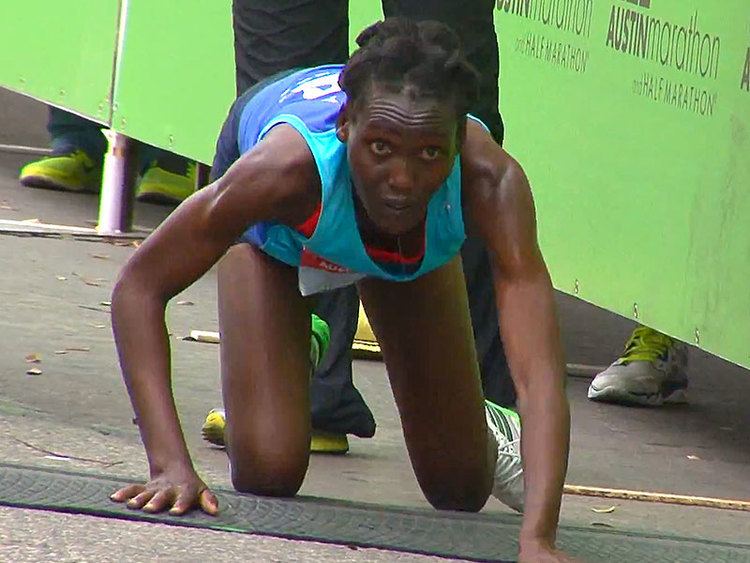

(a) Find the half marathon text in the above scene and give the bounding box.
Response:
[515,32,589,73]
[633,72,718,116]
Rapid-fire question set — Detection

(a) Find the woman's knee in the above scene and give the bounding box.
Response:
[228,442,309,497]
[424,485,490,513]
[419,471,493,513]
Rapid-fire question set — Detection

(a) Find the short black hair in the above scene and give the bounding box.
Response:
[339,18,480,120]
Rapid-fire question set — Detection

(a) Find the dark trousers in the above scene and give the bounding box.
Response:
[46,107,189,175]
[230,0,515,438]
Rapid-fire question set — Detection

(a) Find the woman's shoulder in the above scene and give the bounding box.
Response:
[460,121,528,202]
[460,121,533,240]
[220,124,322,226]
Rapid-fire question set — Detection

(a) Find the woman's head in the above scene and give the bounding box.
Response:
[336,18,480,235]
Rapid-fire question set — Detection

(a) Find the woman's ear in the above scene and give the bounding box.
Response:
[336,103,351,143]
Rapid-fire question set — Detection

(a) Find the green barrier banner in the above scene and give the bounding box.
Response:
[495,0,750,368]
[110,0,236,162]
[0,1,120,123]
[2,1,748,369]
[110,1,384,164]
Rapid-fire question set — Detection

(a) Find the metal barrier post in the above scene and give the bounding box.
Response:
[96,130,137,234]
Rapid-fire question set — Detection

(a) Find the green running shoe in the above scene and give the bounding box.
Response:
[310,313,331,368]
[136,161,196,205]
[19,150,101,193]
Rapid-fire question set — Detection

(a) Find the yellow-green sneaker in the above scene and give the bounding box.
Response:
[19,150,101,193]
[201,408,349,454]
[201,408,227,446]
[136,161,196,205]
[310,431,349,454]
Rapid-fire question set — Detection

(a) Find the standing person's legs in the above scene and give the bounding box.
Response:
[135,144,197,205]
[19,107,107,192]
[382,0,515,406]
[310,285,376,438]
[381,0,502,143]
[461,237,516,406]
[138,145,193,176]
[47,107,108,158]
[232,0,349,96]
[208,0,376,447]
[21,106,194,203]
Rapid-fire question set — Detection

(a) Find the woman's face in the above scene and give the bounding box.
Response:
[338,84,461,236]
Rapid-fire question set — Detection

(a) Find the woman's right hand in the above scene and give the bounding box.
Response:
[110,465,219,516]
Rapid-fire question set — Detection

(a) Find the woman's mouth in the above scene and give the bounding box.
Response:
[383,198,412,211]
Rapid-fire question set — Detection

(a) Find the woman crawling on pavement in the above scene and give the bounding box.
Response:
[109,18,573,562]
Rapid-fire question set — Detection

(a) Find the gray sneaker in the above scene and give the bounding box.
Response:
[587,327,688,406]
[485,400,524,512]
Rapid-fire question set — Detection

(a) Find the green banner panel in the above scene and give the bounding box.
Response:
[495,0,750,367]
[6,0,747,368]
[109,0,235,163]
[349,3,384,48]
[0,0,120,123]
[110,1,383,164]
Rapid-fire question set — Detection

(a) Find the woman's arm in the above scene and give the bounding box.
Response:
[462,122,571,559]
[111,125,319,514]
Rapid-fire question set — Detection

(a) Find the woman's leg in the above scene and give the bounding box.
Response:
[218,243,312,496]
[357,256,495,512]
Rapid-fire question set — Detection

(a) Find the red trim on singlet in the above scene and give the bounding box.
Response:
[365,242,425,264]
[295,203,425,264]
[296,203,322,238]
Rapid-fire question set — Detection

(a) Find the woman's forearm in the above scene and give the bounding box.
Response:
[111,280,194,475]
[517,380,570,542]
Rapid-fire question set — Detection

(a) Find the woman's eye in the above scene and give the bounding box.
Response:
[370,141,391,156]
[421,147,441,161]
